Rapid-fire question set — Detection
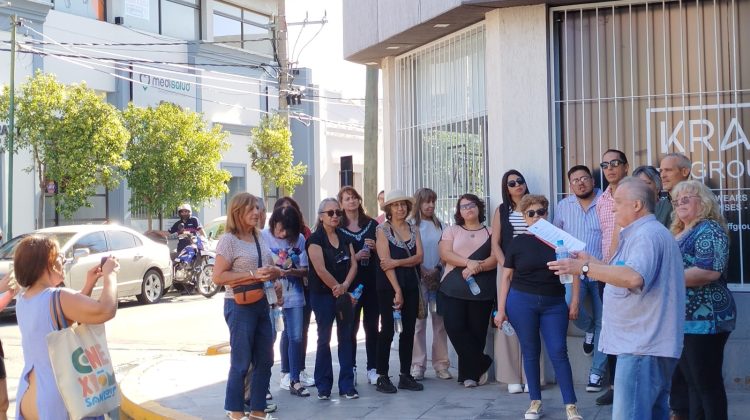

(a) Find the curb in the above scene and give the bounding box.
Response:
[206,341,231,355]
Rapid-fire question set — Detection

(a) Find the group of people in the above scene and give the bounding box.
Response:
[0,148,736,420]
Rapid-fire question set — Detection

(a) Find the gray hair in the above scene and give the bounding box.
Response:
[632,165,663,192]
[315,197,340,230]
[662,152,692,170]
[619,176,655,213]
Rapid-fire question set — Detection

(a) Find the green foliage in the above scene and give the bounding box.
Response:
[123,102,230,226]
[0,71,131,223]
[248,114,307,197]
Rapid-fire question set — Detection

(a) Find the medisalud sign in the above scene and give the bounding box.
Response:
[131,68,197,110]
[647,103,749,285]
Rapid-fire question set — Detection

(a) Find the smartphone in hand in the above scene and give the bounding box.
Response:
[100,256,109,269]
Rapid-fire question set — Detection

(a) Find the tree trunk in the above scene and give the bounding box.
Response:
[35,149,45,229]
[146,208,152,231]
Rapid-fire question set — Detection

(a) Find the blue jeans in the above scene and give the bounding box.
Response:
[506,288,577,404]
[280,306,305,381]
[309,292,355,395]
[223,298,274,412]
[565,278,607,377]
[613,354,678,420]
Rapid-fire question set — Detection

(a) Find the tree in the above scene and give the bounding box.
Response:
[248,114,307,200]
[123,102,230,230]
[0,71,130,227]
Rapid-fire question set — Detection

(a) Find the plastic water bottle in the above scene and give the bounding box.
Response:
[350,284,364,301]
[466,275,481,295]
[555,240,574,284]
[428,291,438,313]
[264,281,276,304]
[273,307,285,332]
[393,310,403,334]
[492,311,516,336]
[360,245,370,267]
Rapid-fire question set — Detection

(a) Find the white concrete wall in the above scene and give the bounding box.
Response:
[380,56,397,191]
[485,6,553,210]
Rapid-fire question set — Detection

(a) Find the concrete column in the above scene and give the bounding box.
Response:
[380,56,397,190]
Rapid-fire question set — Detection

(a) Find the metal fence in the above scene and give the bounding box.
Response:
[394,23,489,224]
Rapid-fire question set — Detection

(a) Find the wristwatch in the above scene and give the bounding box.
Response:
[580,262,590,280]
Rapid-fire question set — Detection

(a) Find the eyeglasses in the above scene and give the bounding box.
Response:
[525,208,548,218]
[672,195,699,207]
[507,178,526,188]
[600,159,625,170]
[570,175,592,185]
[459,202,477,210]
[320,209,344,218]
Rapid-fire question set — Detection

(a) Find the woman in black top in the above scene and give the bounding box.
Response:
[374,189,424,394]
[338,186,380,386]
[306,198,359,400]
[494,194,582,420]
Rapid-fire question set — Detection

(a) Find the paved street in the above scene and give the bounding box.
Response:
[3,293,749,419]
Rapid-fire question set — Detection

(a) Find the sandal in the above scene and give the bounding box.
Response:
[290,380,311,397]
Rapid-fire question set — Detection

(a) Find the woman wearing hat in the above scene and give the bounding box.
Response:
[374,189,424,394]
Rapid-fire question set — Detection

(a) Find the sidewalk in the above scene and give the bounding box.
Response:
[118,339,750,420]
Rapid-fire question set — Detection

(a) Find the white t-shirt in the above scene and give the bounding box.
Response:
[418,219,443,269]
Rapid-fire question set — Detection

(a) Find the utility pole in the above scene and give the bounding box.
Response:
[275,0,289,119]
[363,65,379,217]
[6,14,17,238]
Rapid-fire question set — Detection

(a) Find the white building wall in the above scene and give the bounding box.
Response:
[485,6,553,208]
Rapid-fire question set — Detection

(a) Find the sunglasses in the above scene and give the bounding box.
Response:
[672,195,699,207]
[570,175,592,185]
[525,208,548,218]
[507,178,526,188]
[459,202,477,210]
[600,159,625,170]
[320,209,344,218]
[335,250,350,265]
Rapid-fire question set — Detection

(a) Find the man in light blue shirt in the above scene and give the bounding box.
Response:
[549,177,685,420]
[553,165,606,392]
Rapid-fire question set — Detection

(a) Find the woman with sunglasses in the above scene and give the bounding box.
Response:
[374,190,424,394]
[495,194,582,420]
[490,169,531,393]
[669,180,735,420]
[438,194,497,387]
[306,198,359,400]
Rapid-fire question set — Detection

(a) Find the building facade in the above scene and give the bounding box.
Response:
[0,0,282,233]
[344,0,749,389]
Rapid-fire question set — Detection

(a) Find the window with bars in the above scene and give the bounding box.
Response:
[551,0,749,285]
[394,23,489,225]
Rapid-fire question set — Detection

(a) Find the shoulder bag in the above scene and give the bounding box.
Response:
[233,231,266,305]
[46,289,120,419]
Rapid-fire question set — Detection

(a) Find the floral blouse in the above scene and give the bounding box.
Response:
[678,219,736,334]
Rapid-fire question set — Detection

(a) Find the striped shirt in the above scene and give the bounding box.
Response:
[596,186,616,262]
[553,189,603,260]
[509,210,527,237]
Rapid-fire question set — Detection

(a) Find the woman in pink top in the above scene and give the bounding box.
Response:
[438,194,497,388]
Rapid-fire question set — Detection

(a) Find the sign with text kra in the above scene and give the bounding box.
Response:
[646,103,749,285]
[132,67,197,110]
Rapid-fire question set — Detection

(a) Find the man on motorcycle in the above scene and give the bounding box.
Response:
[169,204,205,252]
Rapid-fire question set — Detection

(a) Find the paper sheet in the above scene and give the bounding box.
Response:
[527,218,587,252]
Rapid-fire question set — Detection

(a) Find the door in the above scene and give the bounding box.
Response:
[66,231,108,294]
[106,230,142,296]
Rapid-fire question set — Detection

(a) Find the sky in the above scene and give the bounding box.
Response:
[284,0,366,98]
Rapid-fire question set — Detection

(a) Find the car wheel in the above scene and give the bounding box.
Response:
[197,259,218,298]
[137,269,164,304]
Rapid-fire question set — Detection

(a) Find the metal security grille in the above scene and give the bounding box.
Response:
[551,0,750,285]
[395,23,488,225]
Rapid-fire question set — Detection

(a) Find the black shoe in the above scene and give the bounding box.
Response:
[376,375,397,394]
[583,332,594,356]
[398,374,424,391]
[596,388,614,406]
[340,389,359,399]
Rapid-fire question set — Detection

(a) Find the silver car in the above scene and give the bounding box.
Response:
[0,224,173,314]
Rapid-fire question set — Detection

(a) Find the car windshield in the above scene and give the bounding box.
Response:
[0,232,76,260]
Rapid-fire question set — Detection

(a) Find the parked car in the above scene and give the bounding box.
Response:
[204,216,227,252]
[0,224,173,315]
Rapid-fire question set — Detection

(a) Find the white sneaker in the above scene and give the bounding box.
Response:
[367,369,378,385]
[508,383,524,394]
[464,379,478,388]
[524,383,530,393]
[525,400,543,420]
[411,366,425,381]
[279,373,290,390]
[299,370,315,387]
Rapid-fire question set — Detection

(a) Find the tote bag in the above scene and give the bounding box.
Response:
[45,290,120,419]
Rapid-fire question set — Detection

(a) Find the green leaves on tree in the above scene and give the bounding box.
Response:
[248,114,307,199]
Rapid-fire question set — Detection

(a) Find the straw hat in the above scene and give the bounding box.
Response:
[382,189,414,210]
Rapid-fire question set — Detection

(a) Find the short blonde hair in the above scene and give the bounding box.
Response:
[670,180,726,235]
[518,194,549,213]
[226,192,260,235]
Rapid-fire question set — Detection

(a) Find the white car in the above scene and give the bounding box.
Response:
[204,216,227,253]
[0,224,173,314]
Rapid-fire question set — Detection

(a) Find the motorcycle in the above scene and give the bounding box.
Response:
[171,232,219,298]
